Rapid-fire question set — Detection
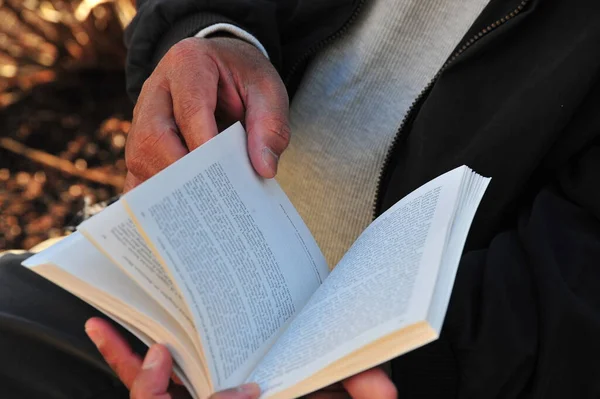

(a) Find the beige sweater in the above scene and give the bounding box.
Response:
[276,0,489,267]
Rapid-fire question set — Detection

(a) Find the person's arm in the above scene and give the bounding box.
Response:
[122,0,358,189]
[124,0,286,102]
[122,0,299,191]
[124,0,359,102]
[122,36,290,191]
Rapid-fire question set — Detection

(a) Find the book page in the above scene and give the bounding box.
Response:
[124,122,330,390]
[79,202,194,332]
[22,232,210,399]
[248,167,467,397]
[427,170,490,331]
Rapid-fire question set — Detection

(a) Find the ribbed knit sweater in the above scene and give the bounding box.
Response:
[276,0,489,266]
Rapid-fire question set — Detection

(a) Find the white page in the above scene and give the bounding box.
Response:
[248,166,467,397]
[78,202,194,332]
[427,171,490,331]
[124,122,329,390]
[22,232,206,398]
[22,233,192,357]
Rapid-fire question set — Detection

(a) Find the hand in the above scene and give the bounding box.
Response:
[85,317,396,399]
[124,36,290,192]
[85,317,261,399]
[306,368,397,399]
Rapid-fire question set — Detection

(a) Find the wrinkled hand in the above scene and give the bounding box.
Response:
[85,317,261,399]
[124,37,290,192]
[85,317,397,399]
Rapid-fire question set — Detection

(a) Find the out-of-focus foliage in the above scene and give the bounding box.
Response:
[0,0,136,250]
[0,0,135,106]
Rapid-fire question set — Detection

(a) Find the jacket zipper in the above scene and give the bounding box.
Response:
[284,0,367,86]
[372,0,530,219]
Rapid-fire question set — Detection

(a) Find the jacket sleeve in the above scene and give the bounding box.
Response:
[124,0,283,101]
[393,94,600,398]
[124,0,356,102]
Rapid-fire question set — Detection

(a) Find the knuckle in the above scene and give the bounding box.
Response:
[124,153,144,178]
[262,117,291,148]
[139,73,156,94]
[164,38,202,64]
[133,86,149,120]
[247,74,289,112]
[133,76,164,120]
[124,137,139,173]
[132,99,144,120]
[177,96,211,126]
[123,172,136,193]
[125,124,177,175]
[256,74,287,98]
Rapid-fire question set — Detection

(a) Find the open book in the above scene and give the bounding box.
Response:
[23,122,490,399]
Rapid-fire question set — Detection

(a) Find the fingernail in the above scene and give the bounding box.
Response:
[142,346,163,370]
[85,327,103,347]
[262,147,278,175]
[236,382,260,397]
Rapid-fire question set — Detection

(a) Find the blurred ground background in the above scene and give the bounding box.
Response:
[0,0,136,250]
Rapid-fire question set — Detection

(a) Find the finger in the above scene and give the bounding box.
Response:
[210,383,261,399]
[123,172,142,193]
[342,368,397,399]
[243,76,290,178]
[214,63,246,132]
[164,40,219,150]
[126,79,187,182]
[130,344,173,399]
[85,317,143,389]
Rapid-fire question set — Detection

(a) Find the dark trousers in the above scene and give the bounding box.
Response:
[0,253,147,399]
[4,249,588,399]
[0,252,450,399]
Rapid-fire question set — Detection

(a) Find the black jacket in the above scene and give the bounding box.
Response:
[125,1,600,398]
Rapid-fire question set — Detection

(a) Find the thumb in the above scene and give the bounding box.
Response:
[244,77,291,179]
[130,344,173,399]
